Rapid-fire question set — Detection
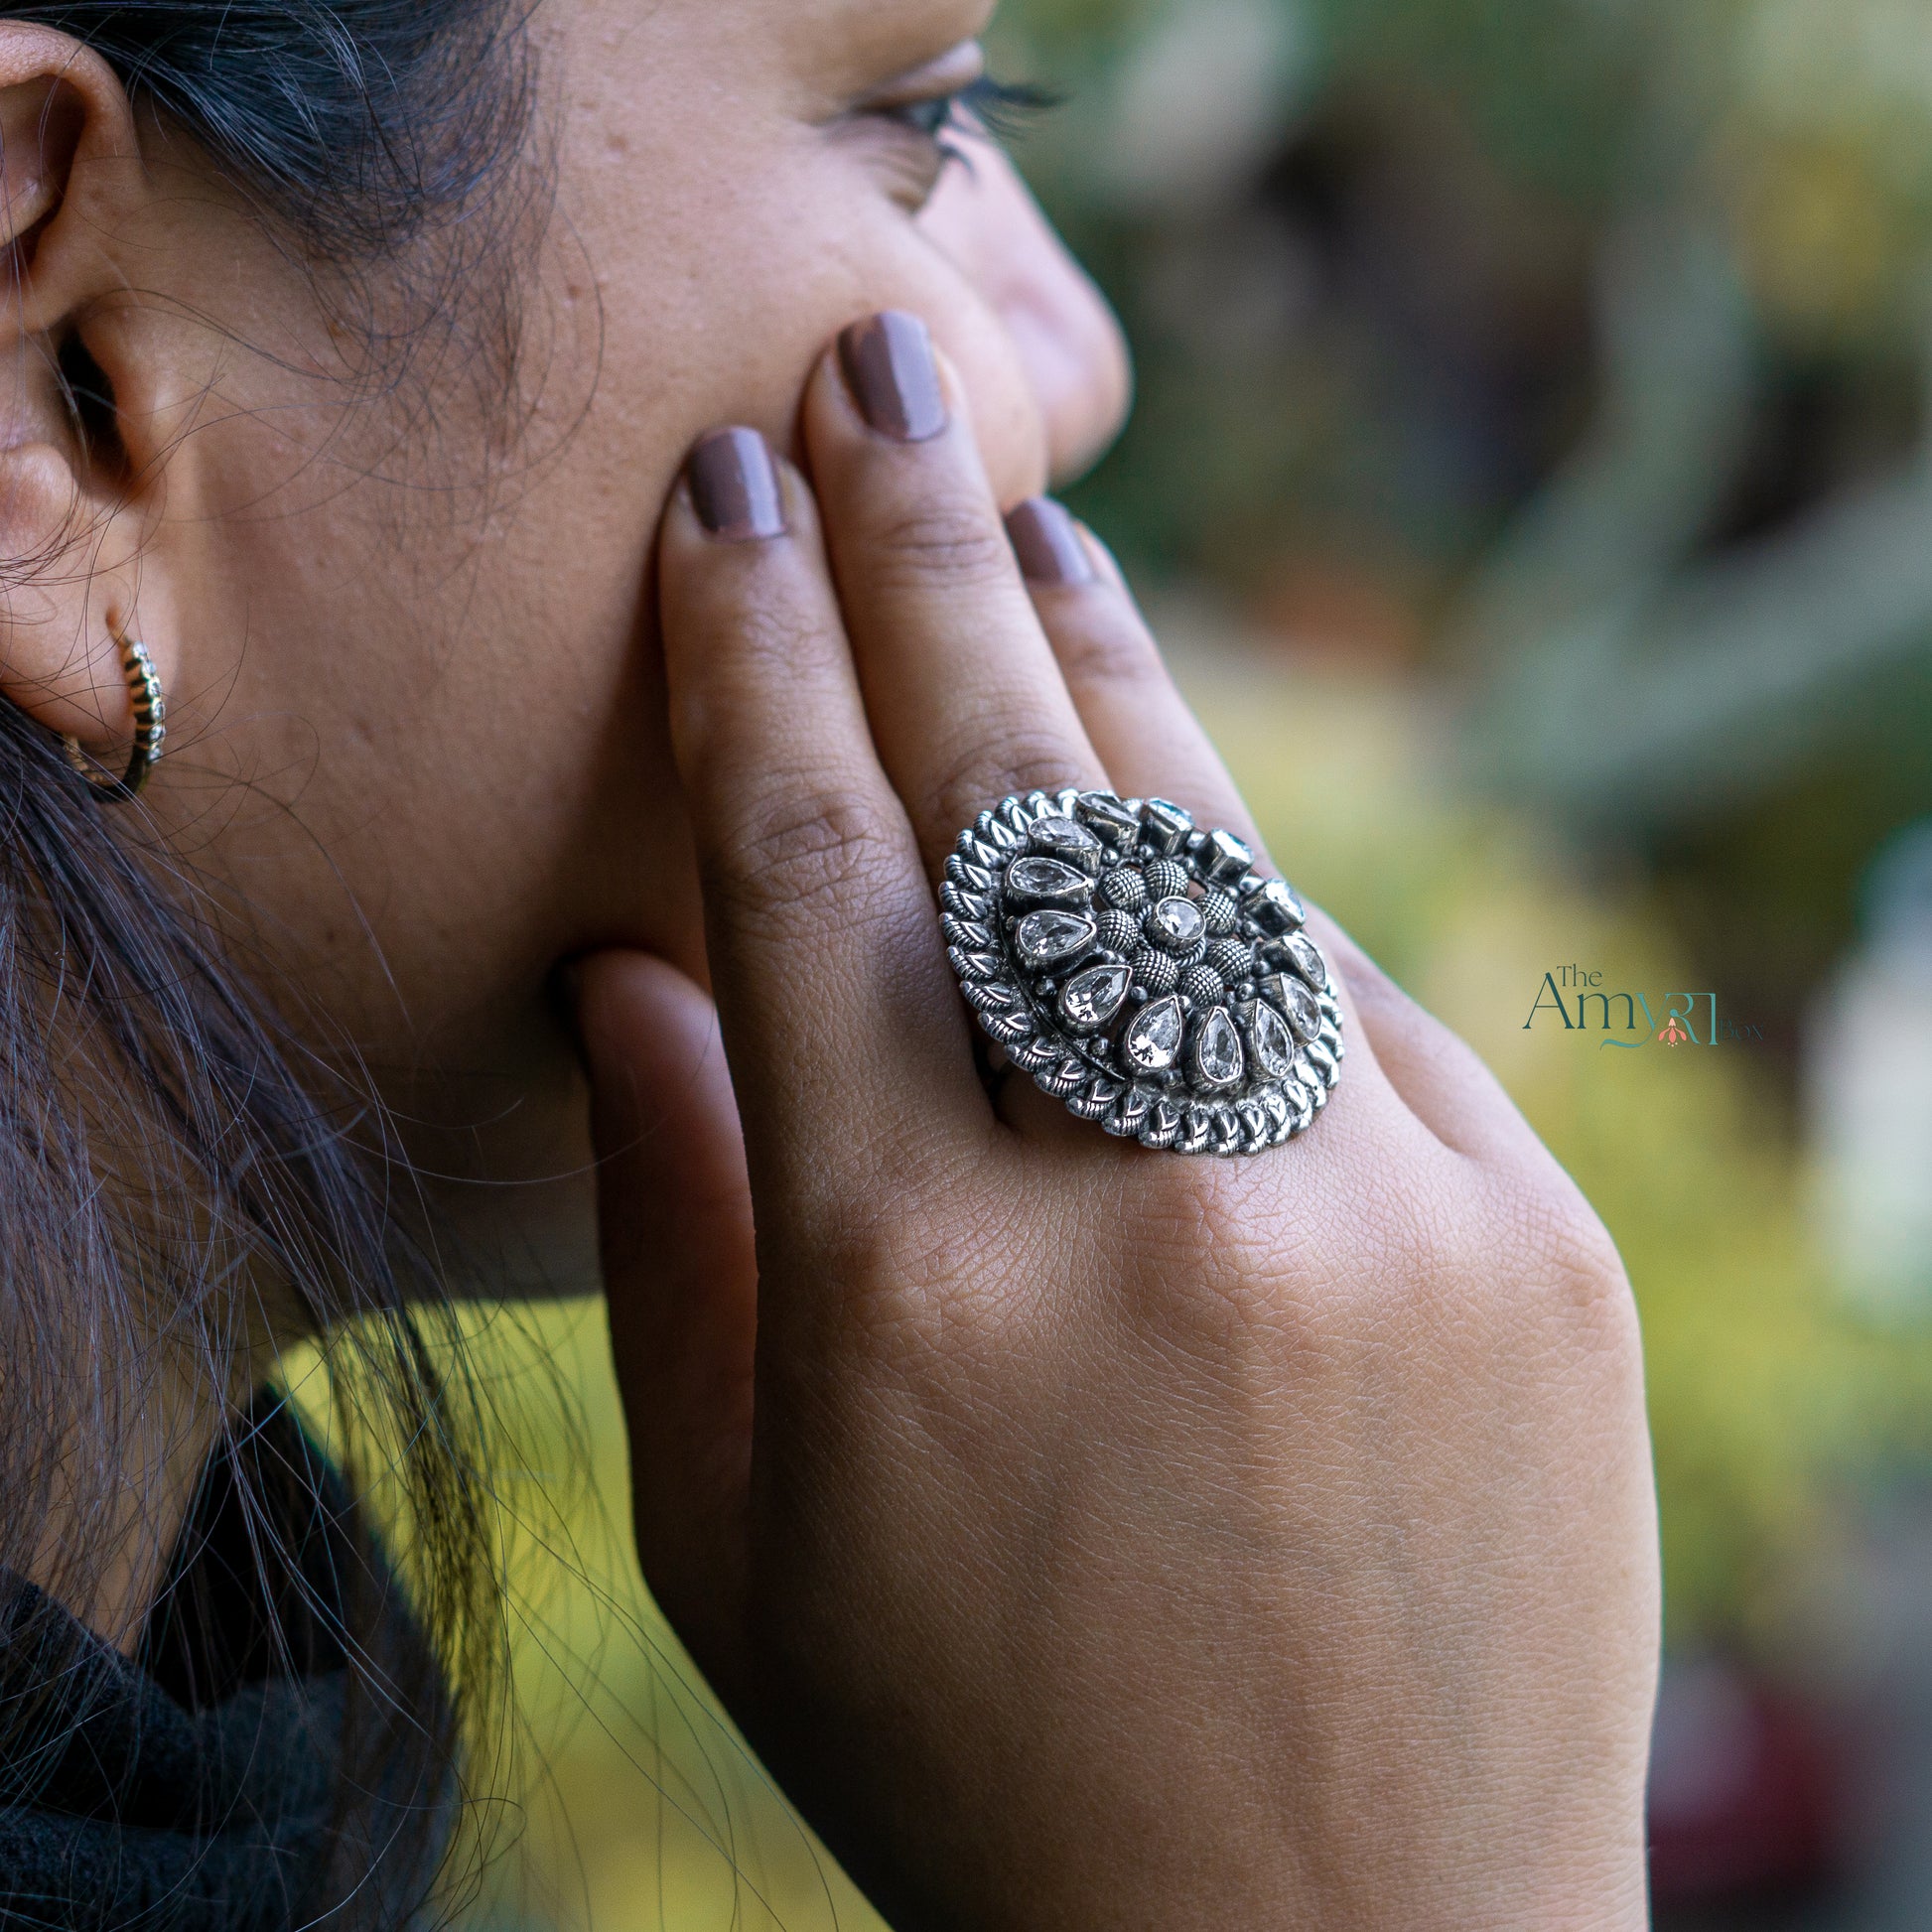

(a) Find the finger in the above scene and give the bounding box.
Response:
[572,950,755,1691]
[1009,503,1543,1165]
[1007,497,1382,1072]
[659,426,989,1187]
[1006,497,1261,858]
[801,310,1107,874]
[1311,924,1556,1169]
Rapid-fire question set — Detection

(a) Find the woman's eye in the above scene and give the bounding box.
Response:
[848,66,1059,211]
[878,77,1058,161]
[889,93,961,142]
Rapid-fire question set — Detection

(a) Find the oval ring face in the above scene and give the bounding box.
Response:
[939,789,1344,1155]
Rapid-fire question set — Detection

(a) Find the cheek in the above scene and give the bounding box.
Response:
[581,144,1051,510]
[307,138,1058,1006]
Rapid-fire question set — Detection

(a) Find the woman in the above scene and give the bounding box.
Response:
[0,0,1659,1925]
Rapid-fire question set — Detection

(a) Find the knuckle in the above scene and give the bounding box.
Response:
[710,779,903,931]
[726,599,832,684]
[1050,609,1165,694]
[1514,1182,1637,1343]
[1404,1163,1640,1382]
[863,496,1015,594]
[797,1177,1016,1379]
[928,727,1089,837]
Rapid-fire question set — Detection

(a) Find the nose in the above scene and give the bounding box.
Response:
[919,133,1133,484]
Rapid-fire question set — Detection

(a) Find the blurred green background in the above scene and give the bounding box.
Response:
[461,0,1932,1922]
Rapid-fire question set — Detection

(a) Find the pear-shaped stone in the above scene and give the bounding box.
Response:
[1145,895,1206,952]
[1122,993,1185,1072]
[1013,908,1095,968]
[1005,855,1092,904]
[1191,1006,1245,1089]
[1059,961,1133,1031]
[1282,931,1325,988]
[1250,998,1297,1079]
[1265,973,1321,1042]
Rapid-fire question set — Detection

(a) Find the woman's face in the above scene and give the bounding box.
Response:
[116,0,1128,1283]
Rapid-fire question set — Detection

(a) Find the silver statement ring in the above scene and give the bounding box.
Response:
[940,788,1343,1155]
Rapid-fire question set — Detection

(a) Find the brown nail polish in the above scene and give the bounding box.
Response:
[1006,497,1095,587]
[687,427,786,540]
[838,310,947,442]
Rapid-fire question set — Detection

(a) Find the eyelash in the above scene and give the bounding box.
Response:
[887,74,1060,159]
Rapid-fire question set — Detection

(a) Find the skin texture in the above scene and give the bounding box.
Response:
[0,0,1659,1921]
[0,0,1126,1286]
[579,354,1659,1927]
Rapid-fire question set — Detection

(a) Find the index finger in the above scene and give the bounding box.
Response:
[803,310,1111,874]
[657,427,993,1198]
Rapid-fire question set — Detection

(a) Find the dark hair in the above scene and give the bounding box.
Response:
[25,0,530,256]
[0,4,533,1922]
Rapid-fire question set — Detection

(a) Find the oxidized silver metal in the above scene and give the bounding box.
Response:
[941,788,1343,1155]
[63,628,166,803]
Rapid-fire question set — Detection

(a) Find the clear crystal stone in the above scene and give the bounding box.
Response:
[1005,855,1092,903]
[1192,1006,1245,1088]
[1013,908,1095,967]
[1250,999,1297,1078]
[1059,961,1133,1031]
[1075,791,1141,846]
[1283,932,1325,987]
[1145,895,1206,952]
[1122,993,1184,1072]
[1029,815,1103,874]
[1271,974,1320,1041]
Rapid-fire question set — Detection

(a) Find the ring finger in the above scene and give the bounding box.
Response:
[1003,497,1264,860]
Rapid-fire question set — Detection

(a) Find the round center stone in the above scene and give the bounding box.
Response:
[1145,895,1206,952]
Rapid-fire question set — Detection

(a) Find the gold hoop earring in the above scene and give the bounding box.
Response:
[63,626,166,802]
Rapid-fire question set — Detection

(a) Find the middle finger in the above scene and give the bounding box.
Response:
[801,309,1108,873]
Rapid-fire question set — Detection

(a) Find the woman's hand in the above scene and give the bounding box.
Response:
[574,310,1659,1931]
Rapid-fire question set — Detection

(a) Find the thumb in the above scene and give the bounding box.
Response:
[572,950,755,1690]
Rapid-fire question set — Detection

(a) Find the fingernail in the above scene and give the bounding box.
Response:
[1006,497,1095,587]
[687,427,786,540]
[838,310,947,442]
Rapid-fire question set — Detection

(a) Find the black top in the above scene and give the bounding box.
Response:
[0,1399,446,1931]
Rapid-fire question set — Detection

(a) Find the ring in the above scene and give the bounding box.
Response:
[940,788,1343,1155]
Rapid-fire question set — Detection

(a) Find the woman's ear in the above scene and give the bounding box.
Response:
[0,25,177,754]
